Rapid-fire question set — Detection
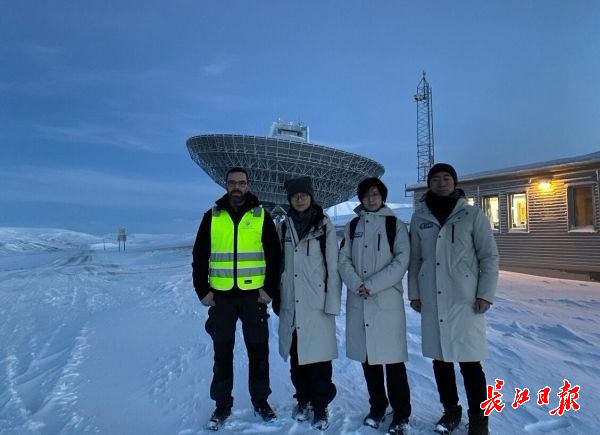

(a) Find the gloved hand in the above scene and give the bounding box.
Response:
[358,284,372,299]
[257,288,272,304]
[474,298,491,314]
[201,291,216,307]
[410,299,422,313]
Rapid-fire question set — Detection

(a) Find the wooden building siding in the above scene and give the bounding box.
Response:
[408,160,600,276]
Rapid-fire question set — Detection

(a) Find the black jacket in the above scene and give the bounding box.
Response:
[192,192,281,301]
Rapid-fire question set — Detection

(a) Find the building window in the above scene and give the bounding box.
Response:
[568,185,595,231]
[467,197,475,206]
[483,195,500,231]
[509,192,528,230]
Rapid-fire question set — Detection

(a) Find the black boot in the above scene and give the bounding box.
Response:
[363,407,387,429]
[292,401,310,422]
[434,404,462,434]
[312,406,329,430]
[206,404,232,431]
[388,414,409,435]
[253,400,277,422]
[467,410,488,435]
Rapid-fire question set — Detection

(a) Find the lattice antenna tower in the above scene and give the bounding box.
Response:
[414,71,435,182]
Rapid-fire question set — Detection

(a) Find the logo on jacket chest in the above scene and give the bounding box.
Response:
[419,222,434,229]
[353,232,364,238]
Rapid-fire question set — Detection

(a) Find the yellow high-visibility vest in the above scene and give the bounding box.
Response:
[209,206,266,291]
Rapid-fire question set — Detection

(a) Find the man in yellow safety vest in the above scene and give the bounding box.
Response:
[192,167,281,431]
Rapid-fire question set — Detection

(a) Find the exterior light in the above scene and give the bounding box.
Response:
[538,179,552,191]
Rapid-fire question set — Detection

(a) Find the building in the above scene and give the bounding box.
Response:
[406,151,600,280]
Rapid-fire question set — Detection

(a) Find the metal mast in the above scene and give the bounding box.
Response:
[414,71,435,182]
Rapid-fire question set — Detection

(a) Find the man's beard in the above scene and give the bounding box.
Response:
[229,190,246,206]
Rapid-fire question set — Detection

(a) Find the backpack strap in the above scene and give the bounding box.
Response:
[385,215,397,253]
[318,230,328,293]
[349,216,360,241]
[348,215,396,253]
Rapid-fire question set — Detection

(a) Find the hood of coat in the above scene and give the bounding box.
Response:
[282,203,326,226]
[419,187,466,203]
[283,203,329,242]
[353,203,396,218]
[416,194,470,225]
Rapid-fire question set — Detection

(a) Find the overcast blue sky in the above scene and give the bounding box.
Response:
[1,0,599,234]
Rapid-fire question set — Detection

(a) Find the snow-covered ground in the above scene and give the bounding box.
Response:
[1,228,598,434]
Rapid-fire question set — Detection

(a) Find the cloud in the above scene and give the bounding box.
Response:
[32,123,160,153]
[0,65,168,96]
[202,55,236,76]
[21,43,65,58]
[0,165,219,211]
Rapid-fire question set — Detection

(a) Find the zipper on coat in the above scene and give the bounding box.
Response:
[452,224,455,243]
[306,239,310,256]
[377,234,381,251]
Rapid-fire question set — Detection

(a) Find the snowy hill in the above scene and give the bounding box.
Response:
[0,228,598,434]
[0,227,103,253]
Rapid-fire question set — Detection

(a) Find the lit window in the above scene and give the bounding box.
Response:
[568,185,595,231]
[483,195,500,231]
[467,197,475,206]
[509,193,528,230]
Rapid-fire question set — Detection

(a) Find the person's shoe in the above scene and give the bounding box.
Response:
[311,407,329,431]
[206,404,231,431]
[292,401,310,422]
[388,417,409,435]
[253,400,277,422]
[363,408,386,429]
[467,410,489,435]
[434,404,462,434]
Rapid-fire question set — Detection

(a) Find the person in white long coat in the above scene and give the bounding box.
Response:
[274,176,341,431]
[408,163,499,435]
[338,177,412,435]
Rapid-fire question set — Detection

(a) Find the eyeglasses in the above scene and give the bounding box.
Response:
[291,193,309,201]
[362,192,381,200]
[227,180,248,187]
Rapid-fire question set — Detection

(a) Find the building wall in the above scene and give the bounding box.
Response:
[411,166,600,276]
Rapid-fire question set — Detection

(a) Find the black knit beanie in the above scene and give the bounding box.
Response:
[427,163,458,187]
[284,176,315,201]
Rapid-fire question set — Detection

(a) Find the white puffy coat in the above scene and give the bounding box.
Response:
[277,212,341,365]
[338,205,411,364]
[408,196,499,362]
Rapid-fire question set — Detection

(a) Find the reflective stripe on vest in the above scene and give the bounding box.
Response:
[209,206,266,290]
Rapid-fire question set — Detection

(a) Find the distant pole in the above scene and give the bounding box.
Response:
[414,71,435,182]
[117,228,127,252]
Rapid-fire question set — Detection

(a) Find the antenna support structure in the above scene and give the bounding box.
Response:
[414,71,435,183]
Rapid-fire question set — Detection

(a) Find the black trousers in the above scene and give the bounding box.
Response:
[204,292,271,408]
[289,331,336,412]
[433,360,487,413]
[362,359,411,420]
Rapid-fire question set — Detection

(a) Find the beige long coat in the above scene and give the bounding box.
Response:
[338,205,411,364]
[277,212,341,365]
[408,196,499,362]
